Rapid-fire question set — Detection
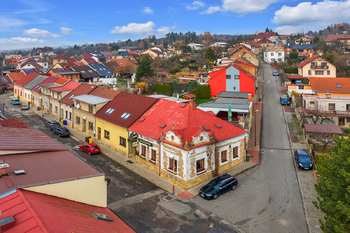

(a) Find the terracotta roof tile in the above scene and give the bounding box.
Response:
[309,77,350,93]
[6,72,26,82]
[89,86,120,99]
[60,83,99,106]
[14,73,39,86]
[303,124,343,134]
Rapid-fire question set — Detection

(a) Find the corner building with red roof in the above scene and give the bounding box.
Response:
[128,99,248,190]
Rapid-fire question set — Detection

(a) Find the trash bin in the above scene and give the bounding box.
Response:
[85,136,91,143]
[61,120,64,124]
[89,138,93,144]
[37,107,41,111]
[63,120,67,125]
[246,154,250,162]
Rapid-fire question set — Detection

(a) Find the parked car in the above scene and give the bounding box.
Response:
[295,150,313,170]
[53,127,70,137]
[11,99,21,105]
[273,71,279,76]
[45,120,60,130]
[199,174,238,200]
[295,80,303,84]
[21,106,29,110]
[280,96,290,106]
[80,143,100,155]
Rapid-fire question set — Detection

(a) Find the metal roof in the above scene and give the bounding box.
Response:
[303,124,343,134]
[89,64,113,76]
[23,75,48,90]
[217,91,250,98]
[73,94,111,105]
[197,97,251,114]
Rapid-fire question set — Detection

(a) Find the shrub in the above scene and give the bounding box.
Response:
[283,67,298,74]
[153,84,172,96]
[187,85,211,99]
[135,82,149,94]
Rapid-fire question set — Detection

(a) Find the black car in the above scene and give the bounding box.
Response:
[280,96,290,106]
[45,120,60,130]
[295,150,313,170]
[53,127,70,137]
[199,174,238,200]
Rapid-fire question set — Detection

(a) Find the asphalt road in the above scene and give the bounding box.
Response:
[192,63,308,233]
[0,92,240,233]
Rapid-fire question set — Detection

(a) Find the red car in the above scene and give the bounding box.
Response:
[80,143,100,155]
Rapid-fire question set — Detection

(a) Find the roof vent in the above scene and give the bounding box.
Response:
[14,170,26,175]
[337,84,341,88]
[140,117,145,122]
[180,103,186,108]
[91,212,113,222]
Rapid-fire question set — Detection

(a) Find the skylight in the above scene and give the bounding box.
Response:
[68,94,75,100]
[337,84,341,88]
[105,108,115,115]
[204,126,210,131]
[91,212,113,222]
[120,112,131,120]
[180,104,186,108]
[216,124,222,128]
[140,117,145,122]
[81,70,85,73]
[160,124,167,128]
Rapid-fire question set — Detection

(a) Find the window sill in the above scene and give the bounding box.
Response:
[196,169,207,175]
[149,159,156,164]
[167,169,177,174]
[233,156,239,160]
[221,159,228,163]
[140,154,146,159]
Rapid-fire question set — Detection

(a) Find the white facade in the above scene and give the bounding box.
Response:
[264,50,285,63]
[210,42,228,48]
[188,43,204,50]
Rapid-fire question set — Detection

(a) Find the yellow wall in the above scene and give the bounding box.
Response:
[23,175,107,207]
[299,57,336,77]
[316,92,350,97]
[95,118,129,157]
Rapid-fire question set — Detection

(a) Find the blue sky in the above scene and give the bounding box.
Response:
[1,0,350,51]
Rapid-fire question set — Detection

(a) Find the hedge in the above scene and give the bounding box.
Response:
[187,84,211,99]
[283,67,298,74]
[154,84,173,96]
[172,80,198,94]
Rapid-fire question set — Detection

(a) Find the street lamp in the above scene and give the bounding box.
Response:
[169,154,175,194]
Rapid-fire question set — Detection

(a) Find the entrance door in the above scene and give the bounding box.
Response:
[97,127,101,141]
[83,119,86,132]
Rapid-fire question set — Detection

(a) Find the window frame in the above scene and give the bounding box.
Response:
[234,75,239,79]
[151,149,157,162]
[196,158,205,172]
[88,122,93,131]
[328,103,335,111]
[119,137,126,147]
[104,130,110,140]
[226,75,231,79]
[233,147,239,159]
[141,145,146,157]
[88,105,93,113]
[169,158,177,171]
[346,104,350,111]
[221,150,227,162]
[76,116,80,125]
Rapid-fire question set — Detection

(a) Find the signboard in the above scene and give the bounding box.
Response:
[138,138,153,147]
[132,142,138,147]
[128,133,138,142]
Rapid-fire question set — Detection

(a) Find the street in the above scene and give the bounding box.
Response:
[192,62,308,233]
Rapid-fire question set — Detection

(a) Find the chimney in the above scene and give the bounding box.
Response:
[248,94,252,102]
[189,100,196,109]
[0,162,9,176]
[105,85,110,90]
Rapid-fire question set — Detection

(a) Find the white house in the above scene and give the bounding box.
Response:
[264,48,285,63]
[188,43,204,50]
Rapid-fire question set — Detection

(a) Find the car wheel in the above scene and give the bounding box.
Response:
[88,152,91,156]
[213,193,218,200]
[231,184,237,190]
[80,148,83,151]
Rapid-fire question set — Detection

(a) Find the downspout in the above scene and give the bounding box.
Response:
[158,140,161,176]
[127,129,130,161]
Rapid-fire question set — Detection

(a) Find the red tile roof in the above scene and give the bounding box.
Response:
[14,73,39,86]
[303,124,343,134]
[31,76,59,92]
[60,83,99,106]
[0,190,135,233]
[112,59,129,67]
[54,77,70,84]
[255,32,278,39]
[89,86,120,99]
[0,128,67,152]
[81,53,93,59]
[256,37,273,43]
[247,41,261,47]
[83,57,98,64]
[95,92,158,128]
[53,55,67,59]
[184,94,196,98]
[325,34,347,42]
[296,55,334,68]
[50,80,81,92]
[309,77,350,93]
[129,99,247,150]
[0,118,29,128]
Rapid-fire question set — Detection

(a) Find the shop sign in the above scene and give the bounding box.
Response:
[139,138,153,147]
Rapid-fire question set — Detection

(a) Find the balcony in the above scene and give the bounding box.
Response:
[310,65,328,69]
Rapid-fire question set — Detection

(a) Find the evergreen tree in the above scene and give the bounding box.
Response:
[135,57,154,82]
[314,135,350,233]
[204,47,216,61]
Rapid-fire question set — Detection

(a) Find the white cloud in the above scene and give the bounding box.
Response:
[142,7,154,14]
[79,34,87,37]
[23,28,61,38]
[60,27,73,34]
[273,0,350,26]
[200,6,221,14]
[0,37,45,50]
[186,1,206,10]
[274,25,306,34]
[202,0,278,14]
[111,21,175,35]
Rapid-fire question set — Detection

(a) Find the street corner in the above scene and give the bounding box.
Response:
[177,190,195,199]
[247,150,260,163]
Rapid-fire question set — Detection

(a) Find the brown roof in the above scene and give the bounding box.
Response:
[100,61,119,73]
[0,128,67,153]
[60,83,99,106]
[95,92,158,128]
[0,118,29,128]
[257,37,273,43]
[6,72,26,82]
[325,34,347,42]
[89,86,120,99]
[296,55,326,68]
[71,65,100,79]
[309,77,350,93]
[303,124,343,134]
[0,150,101,193]
[54,77,70,84]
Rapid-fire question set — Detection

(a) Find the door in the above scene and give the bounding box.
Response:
[83,119,86,132]
[97,127,101,141]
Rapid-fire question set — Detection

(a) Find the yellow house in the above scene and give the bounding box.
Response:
[94,92,158,158]
[297,55,336,78]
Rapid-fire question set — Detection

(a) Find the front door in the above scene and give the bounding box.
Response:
[83,119,86,132]
[97,127,101,141]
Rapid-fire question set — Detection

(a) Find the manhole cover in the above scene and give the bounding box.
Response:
[163,195,174,202]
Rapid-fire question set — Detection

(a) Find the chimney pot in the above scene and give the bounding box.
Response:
[189,100,196,109]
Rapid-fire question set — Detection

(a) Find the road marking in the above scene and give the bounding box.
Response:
[108,189,165,210]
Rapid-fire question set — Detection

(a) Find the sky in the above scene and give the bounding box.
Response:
[1,0,350,51]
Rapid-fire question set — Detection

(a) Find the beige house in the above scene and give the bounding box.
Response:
[297,55,336,78]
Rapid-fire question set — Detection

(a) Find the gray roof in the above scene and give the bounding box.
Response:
[217,91,250,98]
[89,64,113,76]
[71,65,100,79]
[198,97,251,114]
[23,75,48,89]
[56,71,80,75]
[73,94,111,105]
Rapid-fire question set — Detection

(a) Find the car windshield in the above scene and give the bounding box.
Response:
[299,155,310,162]
[208,179,218,188]
[92,146,99,149]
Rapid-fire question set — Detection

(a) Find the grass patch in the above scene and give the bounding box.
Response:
[196,99,212,105]
[295,122,303,135]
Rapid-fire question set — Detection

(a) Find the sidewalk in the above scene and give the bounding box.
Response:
[31,107,258,199]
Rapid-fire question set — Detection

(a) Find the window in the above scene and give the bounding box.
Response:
[89,105,93,113]
[151,149,156,161]
[271,58,275,61]
[321,62,327,67]
[141,145,146,156]
[327,70,330,75]
[104,130,110,139]
[55,106,58,113]
[346,104,350,111]
[308,70,311,75]
[278,53,282,56]
[328,103,335,111]
[298,86,304,90]
[69,112,72,120]
[310,101,315,105]
[311,62,317,66]
[271,53,274,56]
[226,75,231,79]
[221,150,227,162]
[88,122,93,131]
[233,147,238,158]
[76,116,80,125]
[65,111,68,119]
[316,70,324,75]
[169,158,177,171]
[120,137,126,147]
[196,158,205,172]
[234,75,239,79]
